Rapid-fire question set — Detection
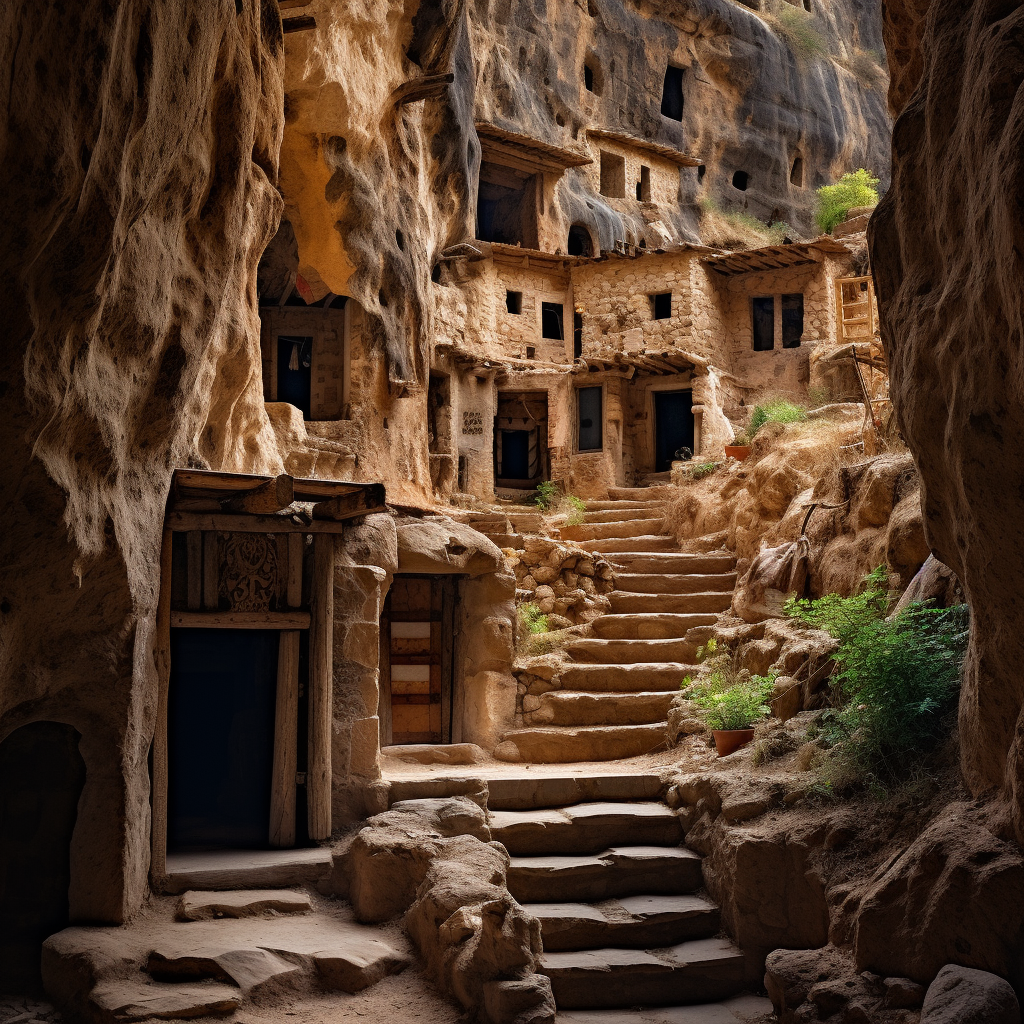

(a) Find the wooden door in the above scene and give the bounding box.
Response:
[381,575,455,745]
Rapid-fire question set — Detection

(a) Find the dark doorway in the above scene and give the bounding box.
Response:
[654,390,695,471]
[277,335,312,418]
[577,386,603,451]
[495,390,549,486]
[661,65,685,121]
[0,722,85,992]
[168,629,280,851]
[567,224,594,256]
[380,576,456,745]
[476,162,539,247]
[573,311,583,359]
[541,302,564,340]
[501,430,531,480]
[782,293,804,348]
[752,296,775,351]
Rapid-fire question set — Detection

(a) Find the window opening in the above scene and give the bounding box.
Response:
[752,297,774,351]
[638,165,652,202]
[476,160,539,247]
[567,224,594,256]
[781,293,804,348]
[526,346,536,359]
[651,292,672,320]
[506,290,523,314]
[790,156,804,187]
[697,164,706,182]
[573,311,583,359]
[541,302,564,340]
[276,335,312,418]
[584,64,595,92]
[661,65,685,121]
[577,386,603,451]
[599,151,626,198]
[732,170,749,191]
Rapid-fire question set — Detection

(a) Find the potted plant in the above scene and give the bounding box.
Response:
[681,640,774,756]
[724,429,751,462]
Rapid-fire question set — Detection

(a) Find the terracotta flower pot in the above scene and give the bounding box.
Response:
[724,445,751,462]
[713,728,755,757]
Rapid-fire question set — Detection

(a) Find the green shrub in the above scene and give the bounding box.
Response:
[518,602,550,635]
[773,4,829,64]
[565,494,587,527]
[535,480,560,510]
[786,568,970,788]
[748,399,807,437]
[688,460,719,480]
[689,676,775,731]
[815,169,880,234]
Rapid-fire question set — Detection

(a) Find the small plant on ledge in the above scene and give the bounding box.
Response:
[534,480,560,510]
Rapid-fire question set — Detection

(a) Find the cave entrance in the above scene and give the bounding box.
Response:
[476,161,540,248]
[654,389,695,471]
[494,390,549,487]
[379,575,457,746]
[0,722,85,992]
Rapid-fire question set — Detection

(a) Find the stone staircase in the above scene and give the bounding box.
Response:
[499,497,738,763]
[486,774,770,1022]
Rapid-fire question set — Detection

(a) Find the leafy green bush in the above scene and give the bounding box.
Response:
[748,399,807,437]
[689,676,775,731]
[534,481,559,510]
[786,568,970,788]
[773,4,829,64]
[565,494,587,527]
[815,169,880,234]
[688,460,719,480]
[518,602,550,635]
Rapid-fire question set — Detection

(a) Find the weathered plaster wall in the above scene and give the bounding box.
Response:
[0,1,284,924]
[870,0,1024,841]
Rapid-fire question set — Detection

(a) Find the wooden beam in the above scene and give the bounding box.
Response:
[269,630,300,848]
[168,512,326,534]
[223,474,295,514]
[202,532,218,610]
[308,536,334,841]
[287,533,304,608]
[393,72,454,106]
[171,610,311,629]
[312,484,387,522]
[150,529,173,886]
[283,14,316,32]
[186,532,202,611]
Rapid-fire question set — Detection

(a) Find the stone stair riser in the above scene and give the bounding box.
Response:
[526,691,674,727]
[591,614,719,641]
[612,573,738,595]
[606,592,732,615]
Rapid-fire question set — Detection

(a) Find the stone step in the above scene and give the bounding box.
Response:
[613,573,738,595]
[162,849,333,894]
[527,894,720,952]
[489,802,683,855]
[565,638,697,665]
[608,486,674,501]
[487,774,663,811]
[553,993,775,1023]
[585,536,679,554]
[557,663,690,693]
[591,613,720,641]
[539,937,747,1009]
[527,691,675,727]
[578,508,668,525]
[605,552,736,574]
[495,723,669,763]
[560,519,666,542]
[175,889,313,922]
[583,500,661,511]
[507,846,704,903]
[607,591,733,615]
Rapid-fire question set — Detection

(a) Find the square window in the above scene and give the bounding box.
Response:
[526,346,536,359]
[541,302,564,340]
[577,386,603,451]
[506,290,522,314]
[782,293,804,348]
[599,152,626,198]
[650,293,672,320]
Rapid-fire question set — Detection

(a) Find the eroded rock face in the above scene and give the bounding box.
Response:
[0,1,283,922]
[870,1,1024,836]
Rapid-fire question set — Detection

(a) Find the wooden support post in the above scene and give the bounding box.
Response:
[269,630,300,848]
[186,531,202,610]
[224,474,295,514]
[287,533,303,608]
[202,532,218,610]
[151,529,173,883]
[308,534,335,841]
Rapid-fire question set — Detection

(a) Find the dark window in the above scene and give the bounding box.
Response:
[573,311,583,359]
[782,293,804,348]
[661,65,685,121]
[506,290,522,314]
[541,302,564,340]
[697,164,706,182]
[526,346,536,359]
[578,386,603,451]
[599,151,626,198]
[584,64,595,92]
[277,335,312,418]
[790,156,804,187]
[638,165,651,202]
[752,297,774,351]
[733,170,749,191]
[651,293,672,320]
[567,224,593,256]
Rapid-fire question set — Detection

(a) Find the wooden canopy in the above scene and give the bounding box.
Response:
[586,127,702,167]
[572,348,699,377]
[476,122,593,176]
[701,238,849,277]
